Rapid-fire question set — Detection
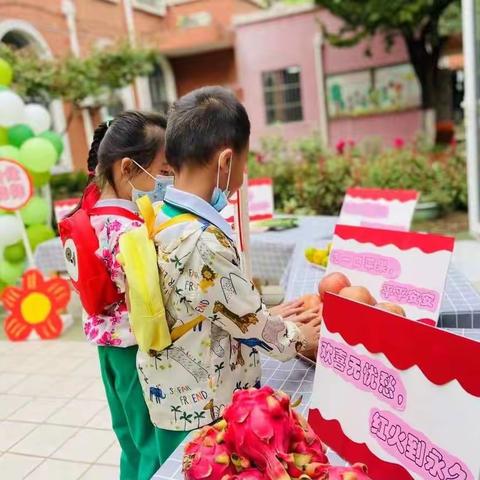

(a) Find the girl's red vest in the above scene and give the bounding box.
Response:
[58,183,141,316]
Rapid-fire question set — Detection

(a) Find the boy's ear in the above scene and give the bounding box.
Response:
[120,157,134,178]
[218,148,233,171]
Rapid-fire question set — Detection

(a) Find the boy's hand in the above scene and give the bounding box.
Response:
[285,306,322,325]
[298,317,321,360]
[269,299,304,318]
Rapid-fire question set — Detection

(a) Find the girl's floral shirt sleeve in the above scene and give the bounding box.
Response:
[82,215,142,348]
[96,217,142,293]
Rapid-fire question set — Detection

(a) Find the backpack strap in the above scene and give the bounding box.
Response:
[121,196,203,348]
[152,213,198,236]
[89,206,141,222]
[170,315,205,342]
[136,195,197,239]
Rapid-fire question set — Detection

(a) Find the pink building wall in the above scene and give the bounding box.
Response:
[234,7,423,150]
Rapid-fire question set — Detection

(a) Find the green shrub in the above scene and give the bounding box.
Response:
[50,171,89,200]
[249,134,467,215]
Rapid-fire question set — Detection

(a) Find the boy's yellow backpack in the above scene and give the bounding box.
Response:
[117,196,202,353]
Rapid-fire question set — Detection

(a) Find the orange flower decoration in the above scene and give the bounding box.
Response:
[1,269,71,341]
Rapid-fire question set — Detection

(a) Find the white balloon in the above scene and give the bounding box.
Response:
[24,103,51,134]
[0,215,23,247]
[0,90,25,127]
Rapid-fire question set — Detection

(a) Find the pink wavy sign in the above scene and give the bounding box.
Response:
[343,201,389,218]
[319,338,407,411]
[370,409,473,480]
[380,281,440,312]
[329,249,401,279]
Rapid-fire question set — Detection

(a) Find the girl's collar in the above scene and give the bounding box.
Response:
[95,198,138,213]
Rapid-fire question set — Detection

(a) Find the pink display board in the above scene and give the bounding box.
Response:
[222,178,273,224]
[339,188,419,231]
[325,225,454,324]
[54,198,79,224]
[309,294,480,480]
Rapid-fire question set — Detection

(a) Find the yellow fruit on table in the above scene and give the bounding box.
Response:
[304,247,316,262]
[313,250,328,265]
[327,242,333,254]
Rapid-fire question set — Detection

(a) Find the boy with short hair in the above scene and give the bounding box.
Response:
[137,86,320,455]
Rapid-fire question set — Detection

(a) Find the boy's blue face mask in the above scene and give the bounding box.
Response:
[211,156,232,212]
[129,160,173,204]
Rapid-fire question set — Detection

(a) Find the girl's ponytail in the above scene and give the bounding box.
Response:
[87,121,109,176]
[65,122,109,218]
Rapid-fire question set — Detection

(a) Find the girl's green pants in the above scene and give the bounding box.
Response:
[98,345,189,480]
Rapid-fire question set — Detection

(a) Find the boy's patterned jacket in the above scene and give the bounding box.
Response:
[137,188,303,431]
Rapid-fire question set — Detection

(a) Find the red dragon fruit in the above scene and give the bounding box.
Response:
[227,469,268,480]
[183,426,235,480]
[289,409,328,465]
[183,387,372,480]
[223,387,294,480]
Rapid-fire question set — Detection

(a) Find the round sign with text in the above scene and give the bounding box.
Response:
[0,158,33,211]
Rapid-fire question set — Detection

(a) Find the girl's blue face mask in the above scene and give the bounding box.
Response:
[129,160,173,204]
[131,175,173,203]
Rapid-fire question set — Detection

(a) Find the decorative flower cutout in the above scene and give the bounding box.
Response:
[1,269,71,341]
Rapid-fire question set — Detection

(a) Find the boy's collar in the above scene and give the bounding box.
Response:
[163,186,234,240]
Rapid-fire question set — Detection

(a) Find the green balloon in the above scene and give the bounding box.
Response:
[30,170,51,187]
[0,126,8,145]
[0,259,24,284]
[0,58,13,87]
[19,138,57,173]
[0,145,21,162]
[20,196,49,226]
[39,131,63,157]
[26,224,55,251]
[4,241,26,263]
[8,124,34,148]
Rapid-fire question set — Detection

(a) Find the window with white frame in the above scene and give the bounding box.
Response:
[133,0,166,14]
[262,66,303,124]
[148,65,170,114]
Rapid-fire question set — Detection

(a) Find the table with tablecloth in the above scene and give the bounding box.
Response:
[34,216,480,327]
[33,216,338,284]
[152,327,480,480]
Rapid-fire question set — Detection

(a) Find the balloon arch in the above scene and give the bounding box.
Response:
[0,57,61,290]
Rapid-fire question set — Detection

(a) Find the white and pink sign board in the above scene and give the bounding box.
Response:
[222,177,273,224]
[339,188,419,231]
[326,225,454,324]
[54,198,79,224]
[309,294,480,480]
[0,158,33,211]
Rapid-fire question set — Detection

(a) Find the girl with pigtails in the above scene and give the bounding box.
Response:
[59,111,174,480]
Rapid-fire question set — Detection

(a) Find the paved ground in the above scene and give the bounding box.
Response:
[0,340,120,480]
